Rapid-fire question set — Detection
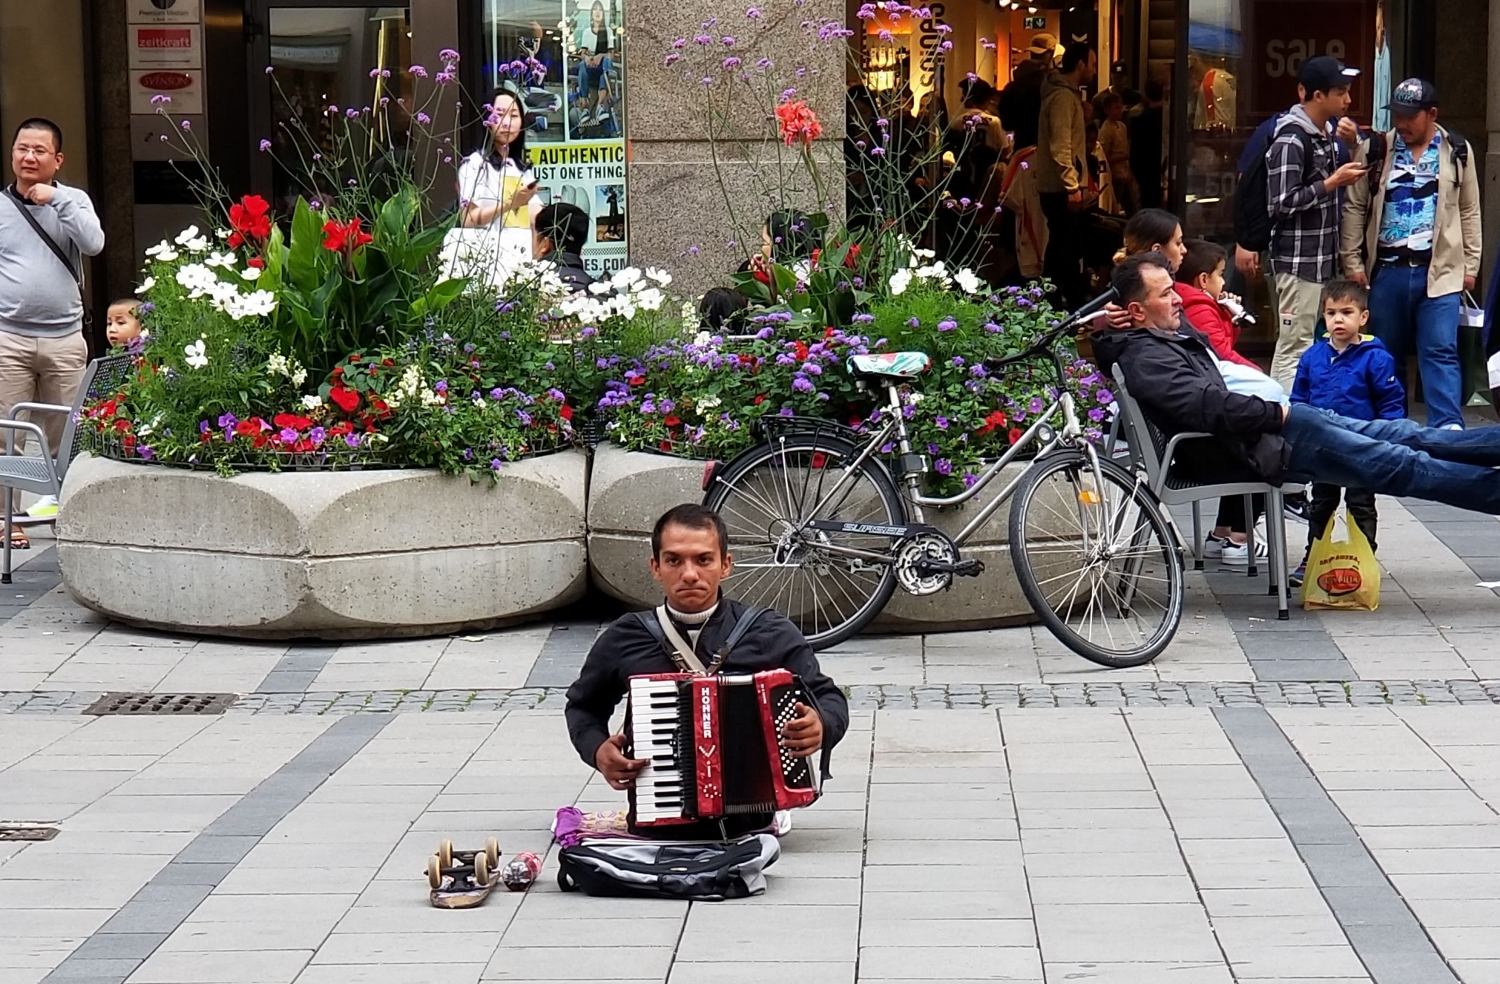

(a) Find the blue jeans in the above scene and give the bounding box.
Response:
[577,55,613,96]
[1283,405,1500,514]
[1369,263,1464,428]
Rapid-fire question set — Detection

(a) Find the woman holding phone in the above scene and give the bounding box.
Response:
[455,87,542,281]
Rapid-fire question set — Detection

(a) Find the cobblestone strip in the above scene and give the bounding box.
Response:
[255,642,341,693]
[1215,706,1461,984]
[5,681,1500,714]
[39,713,394,984]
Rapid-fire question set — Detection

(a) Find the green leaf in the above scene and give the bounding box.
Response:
[422,277,467,314]
[287,198,325,293]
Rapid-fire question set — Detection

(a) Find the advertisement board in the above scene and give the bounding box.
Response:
[128,25,203,70]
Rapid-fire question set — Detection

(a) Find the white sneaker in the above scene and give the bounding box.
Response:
[1221,537,1269,567]
[23,495,59,519]
[577,108,593,126]
[772,810,793,836]
[1442,423,1464,431]
[1203,534,1230,558]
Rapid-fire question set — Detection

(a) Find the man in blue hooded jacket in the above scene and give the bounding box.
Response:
[1289,279,1403,584]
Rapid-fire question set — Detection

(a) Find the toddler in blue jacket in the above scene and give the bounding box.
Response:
[1289,279,1406,586]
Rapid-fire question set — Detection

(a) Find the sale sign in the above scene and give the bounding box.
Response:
[1247,0,1374,123]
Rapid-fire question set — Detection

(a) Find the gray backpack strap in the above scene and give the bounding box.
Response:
[654,606,707,674]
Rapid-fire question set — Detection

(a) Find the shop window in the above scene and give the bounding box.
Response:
[481,0,627,276]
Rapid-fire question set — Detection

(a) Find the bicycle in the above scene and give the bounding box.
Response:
[702,290,1185,668]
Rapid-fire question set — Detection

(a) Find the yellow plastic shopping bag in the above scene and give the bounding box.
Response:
[1302,510,1380,611]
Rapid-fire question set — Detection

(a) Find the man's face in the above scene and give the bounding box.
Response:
[1312,85,1352,118]
[1393,107,1437,147]
[12,127,61,185]
[1127,265,1183,330]
[651,522,732,613]
[1083,51,1099,86]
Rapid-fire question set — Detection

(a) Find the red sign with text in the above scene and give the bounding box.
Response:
[1247,0,1373,123]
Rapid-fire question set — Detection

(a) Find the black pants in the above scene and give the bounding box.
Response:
[1215,494,1265,535]
[1306,484,1377,555]
[1039,191,1087,309]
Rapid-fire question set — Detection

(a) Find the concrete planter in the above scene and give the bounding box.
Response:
[585,445,1036,632]
[57,452,589,640]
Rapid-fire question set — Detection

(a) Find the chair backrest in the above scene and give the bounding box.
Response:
[1109,363,1172,492]
[60,354,134,485]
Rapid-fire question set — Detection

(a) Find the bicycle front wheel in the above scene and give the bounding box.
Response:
[705,433,903,649]
[1008,450,1184,667]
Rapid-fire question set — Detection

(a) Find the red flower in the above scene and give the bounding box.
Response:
[349,355,362,363]
[247,256,265,269]
[1008,427,1024,445]
[559,405,573,421]
[330,422,353,437]
[329,385,360,413]
[123,434,136,449]
[371,398,391,419]
[253,433,268,449]
[659,439,674,453]
[793,341,810,361]
[322,217,372,253]
[236,420,260,437]
[382,358,394,368]
[775,98,823,149]
[975,410,1008,437]
[737,353,756,366]
[332,367,344,377]
[752,267,771,286]
[663,415,682,428]
[627,375,646,387]
[112,418,131,434]
[753,393,768,405]
[844,244,862,268]
[227,195,271,248]
[273,413,313,430]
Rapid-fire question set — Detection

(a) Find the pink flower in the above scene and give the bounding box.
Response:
[776,99,823,148]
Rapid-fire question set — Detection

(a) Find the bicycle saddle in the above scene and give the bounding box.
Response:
[847,352,931,381]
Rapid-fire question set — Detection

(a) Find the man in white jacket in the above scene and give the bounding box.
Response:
[1,118,104,538]
[1035,42,1097,308]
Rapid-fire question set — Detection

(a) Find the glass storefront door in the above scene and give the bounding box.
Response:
[249,2,412,213]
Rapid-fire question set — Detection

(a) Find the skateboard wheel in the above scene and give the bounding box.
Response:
[437,839,454,869]
[426,855,444,890]
[484,837,500,868]
[473,850,490,886]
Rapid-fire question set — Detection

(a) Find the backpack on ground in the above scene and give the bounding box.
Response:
[1233,116,1314,253]
[556,835,781,900]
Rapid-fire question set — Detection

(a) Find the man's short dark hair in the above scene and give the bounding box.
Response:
[1111,250,1173,306]
[1321,278,1369,312]
[699,287,750,332]
[652,503,729,559]
[1060,42,1095,74]
[536,202,589,255]
[1176,239,1227,286]
[12,117,62,152]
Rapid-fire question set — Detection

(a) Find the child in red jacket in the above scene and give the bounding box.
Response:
[1174,240,1258,369]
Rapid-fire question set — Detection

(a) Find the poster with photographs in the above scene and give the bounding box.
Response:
[483,0,627,276]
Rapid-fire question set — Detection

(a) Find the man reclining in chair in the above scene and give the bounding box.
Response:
[565,503,849,839]
[1093,252,1500,515]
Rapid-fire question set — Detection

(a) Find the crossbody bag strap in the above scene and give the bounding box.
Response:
[4,187,90,328]
[653,606,708,675]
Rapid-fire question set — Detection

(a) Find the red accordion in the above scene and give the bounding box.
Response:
[625,669,821,828]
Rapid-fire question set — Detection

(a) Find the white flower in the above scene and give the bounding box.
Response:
[134,277,156,295]
[145,241,180,263]
[645,267,673,287]
[420,388,445,407]
[301,395,323,409]
[693,330,713,346]
[174,225,202,246]
[588,281,613,296]
[698,395,722,411]
[290,368,306,386]
[175,262,218,294]
[183,236,211,253]
[204,251,237,269]
[215,228,231,240]
[889,268,913,296]
[955,268,984,295]
[609,266,642,291]
[267,353,290,376]
[183,338,208,369]
[635,286,665,312]
[241,266,263,281]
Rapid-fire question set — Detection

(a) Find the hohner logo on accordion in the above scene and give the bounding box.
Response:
[626,669,821,827]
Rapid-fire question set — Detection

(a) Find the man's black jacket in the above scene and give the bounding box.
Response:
[1091,324,1291,484]
[553,251,595,294]
[564,597,850,780]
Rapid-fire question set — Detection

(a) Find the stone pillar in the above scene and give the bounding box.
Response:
[625,0,847,291]
[1486,0,1500,285]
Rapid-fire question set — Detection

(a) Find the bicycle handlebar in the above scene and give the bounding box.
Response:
[982,287,1119,373]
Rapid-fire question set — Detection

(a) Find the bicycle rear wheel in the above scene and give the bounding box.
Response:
[1008,450,1184,667]
[704,433,903,650]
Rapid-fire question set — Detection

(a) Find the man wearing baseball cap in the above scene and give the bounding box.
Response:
[1264,55,1370,394]
[1340,78,1481,429]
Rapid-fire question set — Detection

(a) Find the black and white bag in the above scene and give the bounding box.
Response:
[556,834,780,900]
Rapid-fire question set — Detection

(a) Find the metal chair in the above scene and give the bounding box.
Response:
[1110,364,1290,620]
[2,354,133,584]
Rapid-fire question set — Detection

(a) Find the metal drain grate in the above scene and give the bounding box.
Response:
[0,825,59,841]
[83,693,238,716]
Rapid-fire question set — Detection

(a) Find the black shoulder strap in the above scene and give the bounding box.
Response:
[1448,131,1469,169]
[633,610,668,649]
[4,187,89,327]
[719,606,766,658]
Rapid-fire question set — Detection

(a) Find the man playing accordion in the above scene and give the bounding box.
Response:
[565,503,849,839]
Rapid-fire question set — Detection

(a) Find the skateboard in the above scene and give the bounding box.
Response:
[425,837,501,909]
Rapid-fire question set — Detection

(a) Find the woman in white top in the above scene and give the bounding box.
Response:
[454,88,542,283]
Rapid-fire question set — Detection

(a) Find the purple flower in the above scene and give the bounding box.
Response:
[721,36,736,46]
[938,317,958,332]
[279,427,298,443]
[517,409,533,426]
[641,400,656,414]
[345,108,360,119]
[138,446,154,460]
[258,139,271,152]
[310,427,327,444]
[935,458,953,476]
[491,457,503,470]
[1095,388,1114,404]
[879,442,895,454]
[180,120,192,131]
[1088,408,1106,423]
[951,356,965,367]
[907,317,920,328]
[410,64,428,78]
[439,47,460,62]
[804,363,822,376]
[792,375,815,393]
[434,380,448,394]
[746,6,761,16]
[416,112,432,125]
[547,388,565,402]
[436,70,456,84]
[935,416,949,430]
[926,442,940,455]
[723,56,741,69]
[198,421,211,435]
[983,321,1001,334]
[963,472,978,488]
[970,365,988,379]
[1029,397,1044,414]
[218,412,238,429]
[778,408,795,417]
[344,433,362,449]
